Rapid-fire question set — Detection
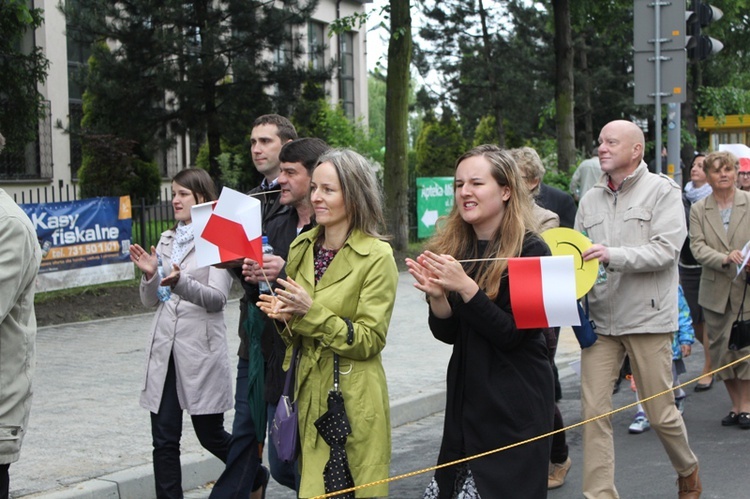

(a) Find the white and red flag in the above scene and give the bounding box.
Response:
[507,255,580,329]
[191,187,262,267]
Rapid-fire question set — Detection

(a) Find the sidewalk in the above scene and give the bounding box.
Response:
[12,272,581,498]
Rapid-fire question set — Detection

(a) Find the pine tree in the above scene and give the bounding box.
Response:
[62,0,323,179]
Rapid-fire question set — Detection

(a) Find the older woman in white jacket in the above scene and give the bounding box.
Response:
[130,168,233,499]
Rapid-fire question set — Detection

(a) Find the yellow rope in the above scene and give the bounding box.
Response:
[311,351,750,499]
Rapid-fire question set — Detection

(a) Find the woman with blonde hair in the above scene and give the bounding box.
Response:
[258,149,398,497]
[407,144,554,498]
[689,150,750,428]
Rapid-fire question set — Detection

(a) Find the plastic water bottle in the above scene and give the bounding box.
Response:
[258,236,274,294]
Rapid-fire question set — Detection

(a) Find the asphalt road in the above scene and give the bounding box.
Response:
[389,351,750,498]
[195,340,750,498]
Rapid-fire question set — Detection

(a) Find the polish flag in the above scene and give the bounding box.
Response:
[191,201,243,267]
[191,188,263,267]
[507,255,581,329]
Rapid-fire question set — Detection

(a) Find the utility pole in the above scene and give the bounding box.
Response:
[633,0,686,175]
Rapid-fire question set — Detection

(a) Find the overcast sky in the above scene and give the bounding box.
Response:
[365,0,390,72]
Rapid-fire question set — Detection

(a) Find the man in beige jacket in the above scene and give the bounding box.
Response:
[0,133,43,499]
[575,121,701,498]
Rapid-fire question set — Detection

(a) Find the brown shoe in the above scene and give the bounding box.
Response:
[548,457,572,489]
[677,466,702,498]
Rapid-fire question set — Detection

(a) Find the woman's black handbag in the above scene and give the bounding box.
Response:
[729,281,750,351]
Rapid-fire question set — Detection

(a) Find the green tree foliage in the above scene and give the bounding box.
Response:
[0,0,49,163]
[416,0,649,153]
[62,0,324,179]
[368,72,387,153]
[293,86,381,164]
[689,1,750,137]
[418,1,556,146]
[415,107,465,177]
[697,87,750,120]
[76,49,162,201]
[77,134,161,203]
[473,115,500,146]
[195,139,252,189]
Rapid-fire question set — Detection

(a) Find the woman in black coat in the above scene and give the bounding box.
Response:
[407,145,554,498]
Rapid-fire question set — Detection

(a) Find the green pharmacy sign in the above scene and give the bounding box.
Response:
[416,177,454,238]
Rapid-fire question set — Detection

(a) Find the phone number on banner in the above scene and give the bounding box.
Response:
[46,241,121,260]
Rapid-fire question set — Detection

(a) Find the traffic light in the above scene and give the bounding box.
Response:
[686,1,723,60]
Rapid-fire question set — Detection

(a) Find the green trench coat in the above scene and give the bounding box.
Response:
[281,227,398,498]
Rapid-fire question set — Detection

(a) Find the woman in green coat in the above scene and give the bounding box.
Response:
[258,149,398,498]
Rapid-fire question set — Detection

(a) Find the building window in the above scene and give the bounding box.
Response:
[275,23,295,66]
[67,6,92,179]
[0,12,50,180]
[339,31,355,119]
[308,21,325,70]
[0,101,52,180]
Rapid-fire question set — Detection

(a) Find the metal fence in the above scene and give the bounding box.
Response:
[13,184,175,250]
[12,178,421,246]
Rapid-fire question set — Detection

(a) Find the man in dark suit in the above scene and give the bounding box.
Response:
[212,114,297,499]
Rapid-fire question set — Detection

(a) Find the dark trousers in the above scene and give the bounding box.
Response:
[544,327,569,464]
[0,463,9,499]
[210,357,265,498]
[151,354,231,499]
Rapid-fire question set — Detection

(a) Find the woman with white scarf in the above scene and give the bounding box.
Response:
[130,168,234,498]
[680,153,714,392]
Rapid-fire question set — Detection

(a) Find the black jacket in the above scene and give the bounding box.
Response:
[233,185,289,360]
[261,208,314,403]
[536,183,577,229]
[431,234,554,498]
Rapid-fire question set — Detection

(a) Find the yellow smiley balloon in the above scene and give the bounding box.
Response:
[541,227,599,299]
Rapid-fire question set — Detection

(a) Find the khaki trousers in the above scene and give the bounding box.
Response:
[581,333,699,499]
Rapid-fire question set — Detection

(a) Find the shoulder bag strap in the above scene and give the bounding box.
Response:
[283,347,298,399]
[736,279,749,322]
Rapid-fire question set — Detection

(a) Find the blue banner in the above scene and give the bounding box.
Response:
[20,196,134,291]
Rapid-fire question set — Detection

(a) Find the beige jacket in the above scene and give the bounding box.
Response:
[0,189,42,464]
[574,162,686,335]
[689,189,750,314]
[139,229,233,415]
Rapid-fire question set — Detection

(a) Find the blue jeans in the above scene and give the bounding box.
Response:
[151,354,231,499]
[266,403,299,491]
[210,358,264,498]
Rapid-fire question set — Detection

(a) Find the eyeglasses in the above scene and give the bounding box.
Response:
[739,172,750,177]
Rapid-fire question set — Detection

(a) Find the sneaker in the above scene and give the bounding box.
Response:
[675,396,686,414]
[548,457,572,489]
[629,412,650,434]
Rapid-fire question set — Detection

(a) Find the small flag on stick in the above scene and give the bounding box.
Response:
[508,255,580,329]
[192,187,263,267]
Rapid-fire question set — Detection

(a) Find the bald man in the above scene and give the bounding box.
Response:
[575,121,701,498]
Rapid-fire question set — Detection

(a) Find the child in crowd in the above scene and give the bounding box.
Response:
[629,285,695,433]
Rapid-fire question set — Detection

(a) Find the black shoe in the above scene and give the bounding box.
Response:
[722,411,739,426]
[694,377,714,392]
[613,379,622,394]
[252,465,270,499]
[739,412,750,429]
